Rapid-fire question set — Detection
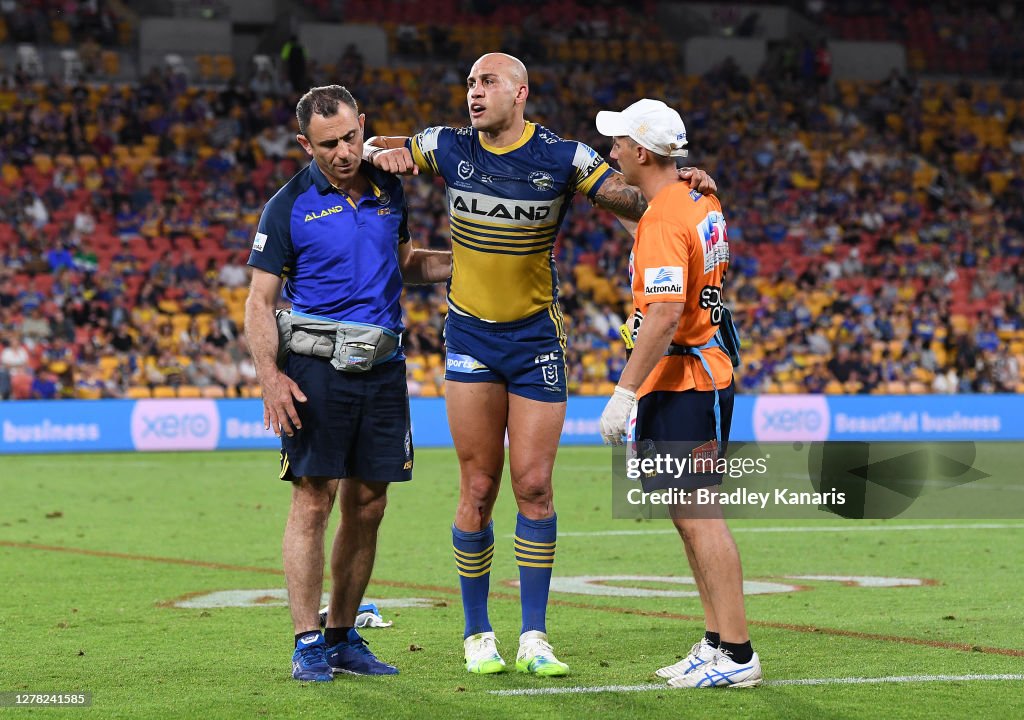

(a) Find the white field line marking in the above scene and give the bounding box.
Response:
[489,673,1024,696]
[549,523,1024,538]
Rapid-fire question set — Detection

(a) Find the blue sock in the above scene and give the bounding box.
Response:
[453,522,494,639]
[515,512,556,635]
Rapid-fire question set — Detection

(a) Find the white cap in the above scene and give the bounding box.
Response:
[595,98,688,158]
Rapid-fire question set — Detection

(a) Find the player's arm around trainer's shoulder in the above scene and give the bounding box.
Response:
[592,173,649,222]
[593,168,720,223]
[244,268,307,437]
[398,240,451,285]
[363,135,418,175]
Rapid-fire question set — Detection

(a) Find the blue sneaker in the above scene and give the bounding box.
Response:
[291,632,334,682]
[326,629,399,676]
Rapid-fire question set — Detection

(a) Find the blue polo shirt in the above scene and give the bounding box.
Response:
[248,160,410,334]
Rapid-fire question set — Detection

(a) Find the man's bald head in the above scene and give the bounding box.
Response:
[471,53,529,87]
[466,52,530,136]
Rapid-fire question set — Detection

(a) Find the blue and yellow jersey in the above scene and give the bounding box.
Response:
[247,160,410,334]
[407,121,615,322]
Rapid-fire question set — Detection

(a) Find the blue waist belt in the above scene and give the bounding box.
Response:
[665,334,728,449]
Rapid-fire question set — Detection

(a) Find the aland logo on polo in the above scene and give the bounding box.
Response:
[304,205,345,222]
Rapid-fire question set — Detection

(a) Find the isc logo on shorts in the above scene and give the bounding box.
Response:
[446,352,488,373]
[644,266,683,295]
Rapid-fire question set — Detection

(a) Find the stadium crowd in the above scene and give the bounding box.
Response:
[1,7,1022,400]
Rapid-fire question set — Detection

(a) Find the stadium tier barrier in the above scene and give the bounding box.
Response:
[0,395,1020,454]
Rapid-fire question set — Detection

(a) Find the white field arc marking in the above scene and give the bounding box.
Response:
[542,575,800,598]
[783,575,924,588]
[549,523,1024,538]
[173,589,434,609]
[489,674,1024,696]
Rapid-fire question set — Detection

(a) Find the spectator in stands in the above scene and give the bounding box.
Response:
[280,34,308,92]
[0,366,11,400]
[827,344,858,383]
[1,331,31,374]
[20,307,51,346]
[30,369,59,400]
[218,258,249,288]
[212,349,242,396]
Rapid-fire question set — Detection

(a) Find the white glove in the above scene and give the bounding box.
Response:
[600,386,637,446]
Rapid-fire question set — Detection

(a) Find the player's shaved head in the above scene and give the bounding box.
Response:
[471,53,529,87]
[466,52,530,137]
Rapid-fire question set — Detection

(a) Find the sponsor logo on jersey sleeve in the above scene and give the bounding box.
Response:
[643,266,684,295]
[572,142,604,177]
[252,232,267,252]
[417,126,442,153]
[696,211,729,273]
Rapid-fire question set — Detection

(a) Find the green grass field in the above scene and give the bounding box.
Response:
[2,447,1023,719]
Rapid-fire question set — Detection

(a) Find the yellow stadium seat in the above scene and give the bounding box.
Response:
[825,381,844,394]
[201,385,226,398]
[51,19,72,45]
[33,154,53,174]
[215,55,235,81]
[98,356,120,379]
[196,54,215,81]
[153,386,177,399]
[177,385,201,398]
[101,50,120,77]
[126,386,152,399]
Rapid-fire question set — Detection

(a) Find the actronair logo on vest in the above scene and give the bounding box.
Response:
[644,266,683,295]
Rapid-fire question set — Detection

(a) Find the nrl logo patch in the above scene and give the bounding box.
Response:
[458,161,474,180]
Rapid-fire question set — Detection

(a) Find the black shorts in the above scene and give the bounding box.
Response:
[279,355,413,483]
[634,382,735,490]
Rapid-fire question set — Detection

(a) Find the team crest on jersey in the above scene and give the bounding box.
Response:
[529,171,555,191]
[458,161,474,180]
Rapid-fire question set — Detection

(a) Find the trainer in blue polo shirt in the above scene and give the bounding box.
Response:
[243,85,450,683]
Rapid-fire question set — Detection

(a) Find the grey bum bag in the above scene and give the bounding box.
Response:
[275,309,400,372]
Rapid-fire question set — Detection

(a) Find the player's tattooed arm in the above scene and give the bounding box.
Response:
[593,174,648,222]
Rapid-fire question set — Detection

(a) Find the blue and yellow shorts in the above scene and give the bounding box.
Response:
[443,306,567,403]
